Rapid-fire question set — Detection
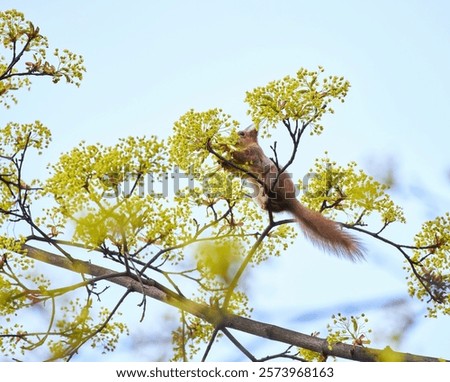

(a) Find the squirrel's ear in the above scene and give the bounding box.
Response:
[244,123,259,139]
[243,123,257,133]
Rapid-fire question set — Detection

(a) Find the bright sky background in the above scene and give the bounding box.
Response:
[1,0,450,361]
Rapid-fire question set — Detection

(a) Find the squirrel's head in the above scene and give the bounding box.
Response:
[237,124,258,146]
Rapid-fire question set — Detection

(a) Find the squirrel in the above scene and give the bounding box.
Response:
[221,125,364,261]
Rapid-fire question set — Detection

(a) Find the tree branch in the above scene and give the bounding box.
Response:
[22,243,446,362]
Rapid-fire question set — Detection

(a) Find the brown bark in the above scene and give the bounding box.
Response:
[23,244,445,362]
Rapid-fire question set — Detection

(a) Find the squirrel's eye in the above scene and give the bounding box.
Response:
[238,131,245,137]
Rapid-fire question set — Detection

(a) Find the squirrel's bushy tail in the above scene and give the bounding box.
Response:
[287,201,364,261]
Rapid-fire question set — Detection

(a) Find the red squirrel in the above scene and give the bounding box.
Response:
[224,125,364,261]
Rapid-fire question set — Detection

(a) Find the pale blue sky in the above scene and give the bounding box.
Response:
[2,0,450,361]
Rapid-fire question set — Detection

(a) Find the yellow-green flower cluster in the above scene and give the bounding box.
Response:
[245,67,350,136]
[43,136,190,251]
[48,299,128,360]
[1,121,51,156]
[299,157,406,225]
[0,10,85,108]
[327,313,371,349]
[408,213,450,317]
[195,239,244,283]
[169,108,240,172]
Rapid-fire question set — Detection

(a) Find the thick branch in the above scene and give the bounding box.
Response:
[21,244,445,362]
